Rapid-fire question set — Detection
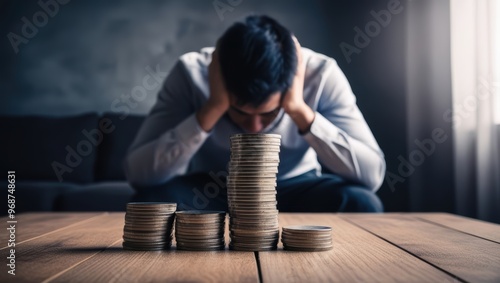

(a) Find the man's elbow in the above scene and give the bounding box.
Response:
[123,151,178,189]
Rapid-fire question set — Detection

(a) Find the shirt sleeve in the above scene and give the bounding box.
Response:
[302,59,386,191]
[124,60,210,187]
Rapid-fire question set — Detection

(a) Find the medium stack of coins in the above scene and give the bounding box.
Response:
[175,210,226,251]
[122,202,176,251]
[227,133,281,251]
[281,225,333,251]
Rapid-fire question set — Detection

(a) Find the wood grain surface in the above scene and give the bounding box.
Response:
[47,240,259,283]
[413,212,500,243]
[46,213,258,283]
[1,212,104,247]
[344,213,500,283]
[2,212,499,283]
[258,213,454,283]
[0,212,123,282]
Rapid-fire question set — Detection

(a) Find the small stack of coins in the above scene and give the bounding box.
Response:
[281,225,333,251]
[227,133,281,251]
[122,202,176,251]
[175,210,226,251]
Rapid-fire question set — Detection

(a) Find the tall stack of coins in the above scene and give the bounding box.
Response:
[281,225,333,251]
[227,133,281,251]
[175,210,226,251]
[122,202,176,251]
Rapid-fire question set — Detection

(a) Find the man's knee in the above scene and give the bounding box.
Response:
[341,186,384,212]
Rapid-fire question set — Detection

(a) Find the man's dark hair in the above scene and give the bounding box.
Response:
[218,15,298,107]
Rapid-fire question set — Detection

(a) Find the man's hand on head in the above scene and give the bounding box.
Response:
[196,49,231,132]
[282,36,315,134]
[207,49,231,113]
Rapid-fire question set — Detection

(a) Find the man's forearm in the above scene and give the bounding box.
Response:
[286,102,316,133]
[196,101,227,132]
[302,113,386,191]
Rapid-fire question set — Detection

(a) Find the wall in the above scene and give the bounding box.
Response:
[1,0,331,115]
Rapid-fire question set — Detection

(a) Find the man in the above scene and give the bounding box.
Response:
[125,15,385,212]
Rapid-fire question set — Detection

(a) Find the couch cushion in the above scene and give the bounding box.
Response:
[0,114,99,183]
[0,181,78,214]
[94,113,145,181]
[58,182,135,211]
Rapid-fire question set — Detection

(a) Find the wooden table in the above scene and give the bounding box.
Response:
[1,212,499,282]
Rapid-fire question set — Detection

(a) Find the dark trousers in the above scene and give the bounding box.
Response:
[131,171,383,213]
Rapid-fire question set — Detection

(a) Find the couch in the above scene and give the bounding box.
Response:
[1,113,145,213]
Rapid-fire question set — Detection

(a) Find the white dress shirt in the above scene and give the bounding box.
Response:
[125,47,386,191]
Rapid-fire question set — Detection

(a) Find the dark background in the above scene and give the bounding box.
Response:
[0,0,454,213]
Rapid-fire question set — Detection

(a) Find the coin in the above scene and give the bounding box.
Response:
[174,210,226,251]
[227,134,282,251]
[228,169,279,174]
[280,225,333,252]
[282,225,332,232]
[227,188,277,193]
[122,202,176,251]
[229,163,279,167]
[226,186,277,191]
[227,174,277,178]
[231,136,281,140]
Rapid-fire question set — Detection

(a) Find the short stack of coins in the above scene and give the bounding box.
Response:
[227,133,281,251]
[175,210,226,251]
[281,225,333,251]
[122,202,176,251]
